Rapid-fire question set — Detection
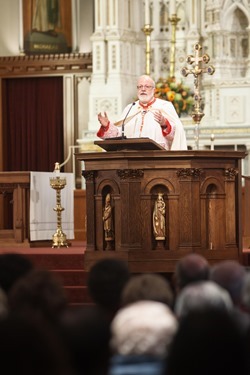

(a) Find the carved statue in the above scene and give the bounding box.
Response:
[153,193,166,240]
[103,193,114,240]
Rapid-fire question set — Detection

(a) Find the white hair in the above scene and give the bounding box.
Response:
[110,300,178,357]
[174,280,233,319]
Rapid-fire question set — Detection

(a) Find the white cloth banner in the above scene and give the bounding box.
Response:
[30,172,74,241]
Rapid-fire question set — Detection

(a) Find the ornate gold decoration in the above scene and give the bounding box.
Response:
[181,43,215,149]
[50,162,68,248]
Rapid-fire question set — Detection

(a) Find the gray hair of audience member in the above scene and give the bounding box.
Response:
[121,273,174,308]
[174,253,210,293]
[174,280,233,319]
[110,300,178,357]
[209,260,246,306]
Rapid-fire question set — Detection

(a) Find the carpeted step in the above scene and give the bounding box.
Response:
[26,253,85,270]
[52,269,89,286]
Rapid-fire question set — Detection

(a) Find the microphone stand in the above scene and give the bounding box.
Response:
[109,102,135,140]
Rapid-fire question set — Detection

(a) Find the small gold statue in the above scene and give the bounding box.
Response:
[103,193,114,241]
[153,193,166,240]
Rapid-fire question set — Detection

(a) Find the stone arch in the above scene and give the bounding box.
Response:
[221,3,249,76]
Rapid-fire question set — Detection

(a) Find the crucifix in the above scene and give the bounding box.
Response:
[181,43,215,150]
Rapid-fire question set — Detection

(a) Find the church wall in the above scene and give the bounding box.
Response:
[0,1,249,174]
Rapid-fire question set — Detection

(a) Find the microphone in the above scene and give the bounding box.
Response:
[106,102,136,141]
[121,102,136,139]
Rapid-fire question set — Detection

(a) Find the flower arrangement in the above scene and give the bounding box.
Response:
[155,76,194,116]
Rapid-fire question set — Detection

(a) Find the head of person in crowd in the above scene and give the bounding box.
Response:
[173,253,210,294]
[0,287,8,320]
[110,300,178,358]
[174,280,233,320]
[8,268,68,325]
[121,273,174,309]
[166,308,249,375]
[0,314,73,375]
[241,272,250,313]
[59,305,111,375]
[209,260,246,306]
[0,253,33,294]
[87,258,130,319]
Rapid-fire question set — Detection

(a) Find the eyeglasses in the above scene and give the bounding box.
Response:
[137,85,154,90]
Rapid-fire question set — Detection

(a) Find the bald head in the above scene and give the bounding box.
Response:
[137,75,155,88]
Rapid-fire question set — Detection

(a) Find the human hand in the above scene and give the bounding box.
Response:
[98,112,109,127]
[154,110,166,127]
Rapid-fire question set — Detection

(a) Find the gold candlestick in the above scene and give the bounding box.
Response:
[169,14,180,78]
[181,43,215,149]
[50,162,68,248]
[142,24,154,75]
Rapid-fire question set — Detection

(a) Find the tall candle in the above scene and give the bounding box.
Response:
[170,0,176,15]
[145,0,150,24]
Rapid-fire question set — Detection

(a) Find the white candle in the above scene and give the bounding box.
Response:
[170,0,176,15]
[54,162,60,177]
[145,0,150,24]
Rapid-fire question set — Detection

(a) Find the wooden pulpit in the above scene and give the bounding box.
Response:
[77,139,246,273]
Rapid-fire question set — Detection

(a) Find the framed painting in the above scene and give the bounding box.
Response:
[22,0,72,54]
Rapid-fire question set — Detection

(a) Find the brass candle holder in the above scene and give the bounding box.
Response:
[169,14,180,78]
[142,24,154,75]
[50,162,68,248]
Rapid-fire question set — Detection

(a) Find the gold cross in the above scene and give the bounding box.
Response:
[181,43,215,79]
[181,43,215,150]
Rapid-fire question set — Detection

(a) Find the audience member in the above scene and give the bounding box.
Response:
[209,260,250,330]
[0,253,33,294]
[8,268,68,326]
[241,272,250,313]
[59,305,111,375]
[87,258,130,319]
[173,253,209,295]
[0,314,74,375]
[121,273,174,309]
[0,287,8,319]
[109,300,178,375]
[174,280,233,319]
[209,260,246,306]
[166,308,249,375]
